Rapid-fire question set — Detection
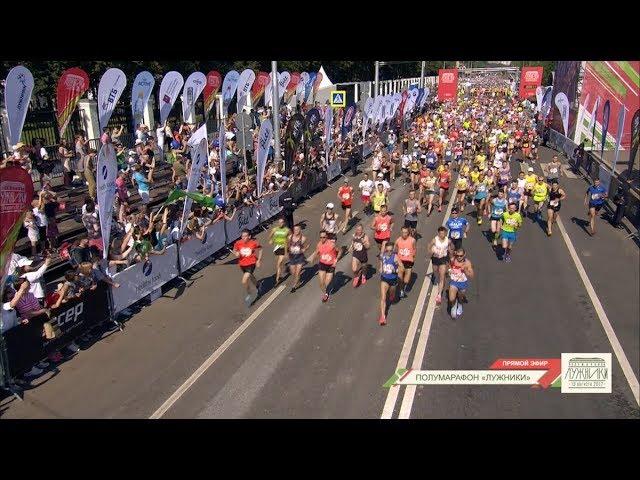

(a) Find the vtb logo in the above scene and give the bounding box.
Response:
[143,260,153,276]
[525,71,540,82]
[101,165,108,180]
[442,73,455,83]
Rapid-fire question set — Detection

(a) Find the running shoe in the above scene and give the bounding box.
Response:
[399,289,406,299]
[456,302,464,317]
[504,254,511,263]
[379,315,387,326]
[360,274,367,285]
[244,294,252,307]
[435,293,442,306]
[450,302,458,319]
[322,293,329,302]
[352,276,360,288]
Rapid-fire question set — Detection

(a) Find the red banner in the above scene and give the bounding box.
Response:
[437,68,458,102]
[251,71,271,106]
[56,67,90,137]
[490,358,561,389]
[312,71,323,101]
[285,72,301,102]
[1,165,35,289]
[203,70,222,116]
[519,66,543,100]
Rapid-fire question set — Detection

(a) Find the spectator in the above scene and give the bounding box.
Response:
[23,211,40,258]
[58,139,76,187]
[18,255,52,302]
[131,162,155,205]
[83,148,98,201]
[43,191,60,251]
[115,170,130,222]
[82,200,103,251]
[31,191,48,255]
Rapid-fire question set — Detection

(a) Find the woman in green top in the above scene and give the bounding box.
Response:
[269,217,291,284]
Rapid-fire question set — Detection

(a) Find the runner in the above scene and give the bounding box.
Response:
[489,190,508,248]
[307,230,339,302]
[320,203,339,241]
[371,204,393,255]
[584,178,608,236]
[446,207,469,251]
[455,174,469,212]
[531,175,549,222]
[546,181,566,237]
[371,182,388,216]
[516,170,527,212]
[409,153,421,189]
[500,202,523,262]
[437,163,452,213]
[359,173,374,215]
[349,223,370,288]
[287,224,308,292]
[394,226,417,298]
[497,159,511,193]
[378,242,400,326]
[403,190,421,238]
[448,248,474,319]
[546,154,563,184]
[268,216,290,285]
[420,169,437,215]
[400,152,411,185]
[428,226,451,306]
[233,228,263,307]
[473,172,489,225]
[523,167,537,214]
[337,178,354,234]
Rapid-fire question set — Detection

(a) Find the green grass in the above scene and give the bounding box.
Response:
[615,61,639,87]
[590,62,627,97]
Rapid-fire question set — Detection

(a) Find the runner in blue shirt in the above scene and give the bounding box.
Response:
[425,149,438,170]
[446,208,469,250]
[584,178,608,236]
[489,190,508,247]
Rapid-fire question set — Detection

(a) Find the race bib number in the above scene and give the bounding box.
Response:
[383,264,394,274]
[399,248,411,257]
[591,193,600,200]
[506,218,517,226]
[550,200,559,207]
[353,242,363,251]
[342,193,351,200]
[550,168,558,174]
[240,247,252,257]
[379,223,388,232]
[477,184,486,192]
[446,151,452,156]
[450,269,465,282]
[320,253,333,263]
[450,230,461,239]
[290,245,301,254]
[494,208,503,215]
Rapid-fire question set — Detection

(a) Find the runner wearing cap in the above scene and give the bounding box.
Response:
[394,226,417,298]
[523,167,537,215]
[446,208,469,251]
[371,204,393,256]
[337,178,354,234]
[307,230,340,303]
[320,203,339,241]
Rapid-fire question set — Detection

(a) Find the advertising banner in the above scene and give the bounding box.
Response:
[4,65,34,145]
[182,72,207,122]
[612,105,627,171]
[110,244,179,313]
[224,205,260,243]
[285,72,301,103]
[554,92,570,137]
[251,71,271,106]
[258,191,284,221]
[519,66,543,100]
[181,133,208,236]
[97,68,127,131]
[131,71,155,131]
[179,220,226,272]
[236,69,256,113]
[284,113,305,175]
[256,119,273,197]
[221,70,240,112]
[203,70,222,117]
[628,109,640,175]
[312,71,323,102]
[327,159,342,181]
[158,71,185,125]
[96,143,118,259]
[56,67,90,137]
[601,99,610,156]
[342,103,356,137]
[278,71,291,101]
[437,68,458,101]
[219,122,227,199]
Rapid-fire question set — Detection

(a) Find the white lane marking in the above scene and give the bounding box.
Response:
[556,216,639,406]
[381,182,459,419]
[604,61,638,97]
[149,284,288,419]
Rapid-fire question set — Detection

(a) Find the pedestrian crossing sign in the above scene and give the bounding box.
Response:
[330,90,346,107]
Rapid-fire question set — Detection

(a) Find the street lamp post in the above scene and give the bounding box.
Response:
[374,61,380,98]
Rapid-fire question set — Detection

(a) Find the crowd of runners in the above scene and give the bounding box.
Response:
[231,75,612,325]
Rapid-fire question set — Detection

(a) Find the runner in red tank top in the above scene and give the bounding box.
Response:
[394,226,417,298]
[370,204,393,256]
[337,178,354,234]
[307,230,340,302]
[233,228,263,307]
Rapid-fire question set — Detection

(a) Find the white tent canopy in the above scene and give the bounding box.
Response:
[317,65,335,89]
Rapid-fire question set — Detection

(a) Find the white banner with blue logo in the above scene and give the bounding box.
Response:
[258,192,284,221]
[178,219,226,272]
[110,244,179,314]
[97,68,127,131]
[327,159,342,181]
[96,143,118,260]
[224,204,260,243]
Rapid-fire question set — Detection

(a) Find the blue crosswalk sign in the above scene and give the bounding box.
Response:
[330,90,346,107]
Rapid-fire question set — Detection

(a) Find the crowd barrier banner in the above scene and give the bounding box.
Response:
[2,283,111,378]
[289,179,306,203]
[179,220,226,272]
[110,244,179,314]
[225,204,261,243]
[327,160,342,181]
[258,192,284,221]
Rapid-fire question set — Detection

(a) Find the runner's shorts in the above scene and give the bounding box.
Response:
[500,230,517,243]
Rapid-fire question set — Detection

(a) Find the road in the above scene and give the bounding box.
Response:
[1,146,638,419]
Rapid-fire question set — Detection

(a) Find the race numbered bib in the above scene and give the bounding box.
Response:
[383,264,394,274]
[320,254,333,263]
[290,245,301,254]
[342,193,351,200]
[506,218,517,226]
[550,200,559,207]
[450,230,461,239]
[591,193,600,200]
[477,184,486,192]
[399,248,411,257]
[494,208,504,215]
[379,223,388,232]
[353,242,363,251]
[550,168,558,174]
[240,247,252,257]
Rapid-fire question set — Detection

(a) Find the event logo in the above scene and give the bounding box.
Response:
[238,208,251,228]
[561,353,612,393]
[442,73,455,83]
[0,181,27,214]
[51,302,84,328]
[163,94,171,104]
[15,73,29,111]
[64,74,85,90]
[525,70,540,82]
[101,87,119,111]
[143,260,153,277]
[101,165,108,180]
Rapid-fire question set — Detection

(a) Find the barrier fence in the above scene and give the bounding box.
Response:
[547,129,640,226]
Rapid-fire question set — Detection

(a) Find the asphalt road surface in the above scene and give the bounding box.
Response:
[2,146,638,419]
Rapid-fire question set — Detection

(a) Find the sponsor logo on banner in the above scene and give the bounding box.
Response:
[131,71,155,131]
[285,72,301,103]
[97,143,117,259]
[143,260,153,277]
[278,71,291,101]
[561,353,612,393]
[256,119,273,197]
[1,166,35,275]
[182,72,207,122]
[519,66,543,100]
[236,69,256,113]
[4,66,34,145]
[179,221,226,272]
[437,68,458,102]
[158,71,184,125]
[98,68,127,131]
[327,160,342,181]
[56,67,90,136]
[330,91,346,107]
[221,70,240,111]
[554,92,570,137]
